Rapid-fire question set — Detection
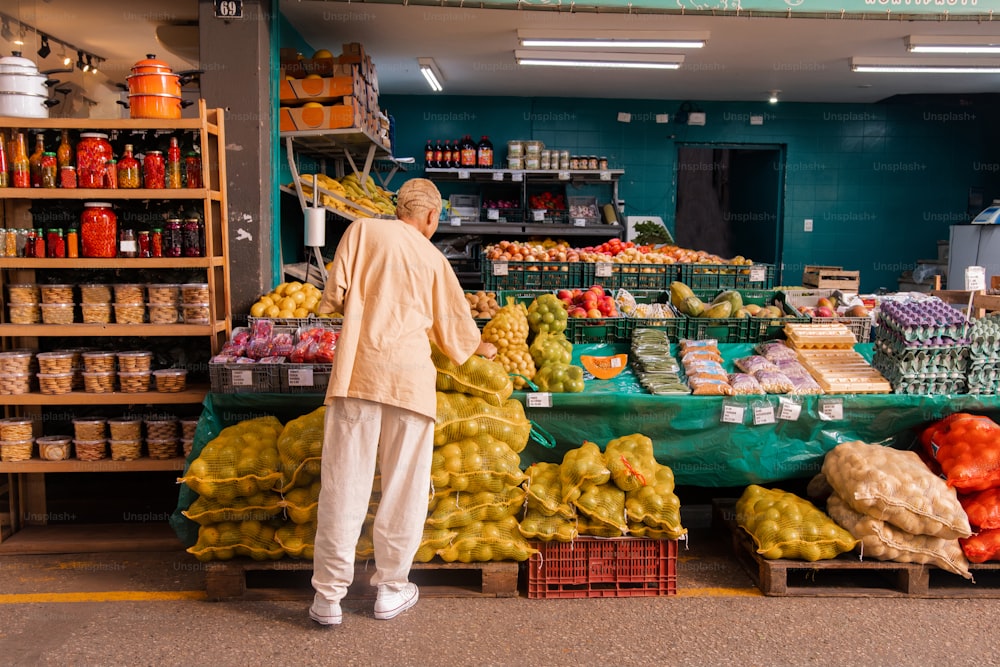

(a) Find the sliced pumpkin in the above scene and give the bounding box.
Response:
[580,354,629,380]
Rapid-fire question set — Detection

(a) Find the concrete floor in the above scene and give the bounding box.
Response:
[1,517,999,667]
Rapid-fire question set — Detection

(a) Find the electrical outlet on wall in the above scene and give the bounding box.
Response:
[804,218,813,232]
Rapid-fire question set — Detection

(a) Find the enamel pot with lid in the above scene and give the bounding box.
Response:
[118,93,194,120]
[0,51,58,118]
[130,54,175,75]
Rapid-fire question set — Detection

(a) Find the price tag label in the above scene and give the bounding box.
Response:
[287,367,314,388]
[487,208,500,221]
[595,262,613,278]
[492,171,505,181]
[777,400,802,422]
[231,369,253,387]
[492,261,509,276]
[450,217,461,227]
[721,403,745,424]
[599,171,612,181]
[753,404,776,426]
[512,171,524,182]
[558,171,571,181]
[573,218,587,227]
[818,398,844,421]
[215,0,243,18]
[457,170,471,180]
[527,393,553,408]
[750,266,766,283]
[610,356,623,368]
[532,210,546,222]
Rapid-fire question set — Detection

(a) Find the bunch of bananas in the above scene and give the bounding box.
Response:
[294,173,396,218]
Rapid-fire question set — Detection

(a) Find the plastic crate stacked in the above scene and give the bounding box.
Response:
[967,314,1000,394]
[526,537,677,599]
[579,261,676,291]
[481,259,583,291]
[780,289,873,343]
[871,299,970,395]
[677,262,775,291]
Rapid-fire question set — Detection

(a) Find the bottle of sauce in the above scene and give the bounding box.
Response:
[40,152,58,189]
[460,135,477,167]
[0,131,9,188]
[424,139,434,168]
[184,152,202,188]
[117,144,141,189]
[477,135,494,169]
[442,140,453,169]
[166,137,183,188]
[57,130,73,169]
[433,140,443,168]
[66,225,79,258]
[10,133,29,188]
[29,134,45,188]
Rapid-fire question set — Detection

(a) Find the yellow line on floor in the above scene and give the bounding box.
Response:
[676,587,763,597]
[0,591,208,604]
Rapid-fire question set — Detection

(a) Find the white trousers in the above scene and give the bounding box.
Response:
[311,396,435,603]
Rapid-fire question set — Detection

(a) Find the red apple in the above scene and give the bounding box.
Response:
[556,289,573,301]
[815,306,835,318]
[588,285,605,297]
[586,308,602,318]
[581,291,599,307]
[569,307,588,319]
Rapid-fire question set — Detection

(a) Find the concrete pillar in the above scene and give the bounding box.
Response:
[198,0,275,321]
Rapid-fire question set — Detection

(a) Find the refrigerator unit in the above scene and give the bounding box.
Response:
[948,224,1000,290]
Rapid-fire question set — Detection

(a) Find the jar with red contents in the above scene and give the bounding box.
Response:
[76,133,113,189]
[80,203,118,258]
[143,151,165,189]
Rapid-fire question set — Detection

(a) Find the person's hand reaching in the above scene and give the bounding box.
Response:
[476,341,498,360]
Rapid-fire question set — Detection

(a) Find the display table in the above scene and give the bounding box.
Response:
[170,345,1000,544]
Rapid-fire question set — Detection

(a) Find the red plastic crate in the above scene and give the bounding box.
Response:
[526,537,677,599]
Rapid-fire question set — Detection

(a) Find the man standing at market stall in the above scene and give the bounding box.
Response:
[310,177,497,626]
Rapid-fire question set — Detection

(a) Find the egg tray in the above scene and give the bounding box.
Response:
[888,377,969,396]
[967,318,1000,360]
[875,327,971,356]
[967,362,1000,387]
[872,342,971,374]
[966,377,1000,396]
[876,310,969,343]
[871,356,966,387]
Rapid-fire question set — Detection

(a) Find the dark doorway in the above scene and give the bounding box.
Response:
[674,144,784,271]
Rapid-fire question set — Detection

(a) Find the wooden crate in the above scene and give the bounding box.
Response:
[803,265,860,291]
[715,500,1000,597]
[203,558,519,601]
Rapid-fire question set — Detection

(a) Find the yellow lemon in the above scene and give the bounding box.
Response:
[285,282,303,295]
[265,305,280,318]
[259,295,274,307]
[278,309,295,318]
[274,282,289,296]
[290,290,307,305]
[303,296,319,311]
[293,307,310,318]
[250,302,267,318]
[279,297,297,311]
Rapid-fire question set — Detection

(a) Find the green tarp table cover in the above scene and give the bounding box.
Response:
[170,343,1000,546]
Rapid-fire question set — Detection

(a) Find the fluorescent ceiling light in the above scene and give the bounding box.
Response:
[518,29,707,49]
[417,57,443,92]
[852,57,1000,74]
[515,50,683,70]
[906,35,1000,54]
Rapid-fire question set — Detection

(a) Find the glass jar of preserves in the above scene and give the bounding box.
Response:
[76,133,113,188]
[119,228,138,258]
[137,230,151,258]
[182,217,204,257]
[40,152,58,188]
[80,203,118,258]
[151,228,163,257]
[11,132,30,188]
[117,144,141,189]
[163,218,183,257]
[56,130,73,169]
[66,226,79,258]
[34,228,46,258]
[143,150,165,189]
[28,134,45,188]
[3,228,16,257]
[184,152,202,188]
[60,165,77,189]
[23,229,36,258]
[46,228,66,258]
[166,137,182,188]
[105,159,118,189]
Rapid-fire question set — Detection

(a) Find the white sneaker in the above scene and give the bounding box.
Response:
[373,583,419,620]
[309,594,342,626]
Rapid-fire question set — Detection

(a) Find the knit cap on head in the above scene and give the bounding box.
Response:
[396,178,442,221]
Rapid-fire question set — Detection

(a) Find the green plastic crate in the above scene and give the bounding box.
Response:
[624,290,686,342]
[677,263,775,290]
[580,262,676,291]
[684,288,809,342]
[481,259,582,290]
[683,316,749,343]
[565,316,631,344]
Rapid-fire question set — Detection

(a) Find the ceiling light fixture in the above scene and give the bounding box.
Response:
[768,90,780,104]
[515,50,684,70]
[61,46,71,67]
[13,28,25,47]
[906,35,1000,54]
[852,56,1000,74]
[417,57,443,92]
[518,29,708,50]
[0,12,106,76]
[37,34,50,59]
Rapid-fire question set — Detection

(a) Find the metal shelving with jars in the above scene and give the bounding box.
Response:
[0,100,231,552]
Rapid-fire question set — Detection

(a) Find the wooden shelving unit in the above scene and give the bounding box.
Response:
[0,101,230,553]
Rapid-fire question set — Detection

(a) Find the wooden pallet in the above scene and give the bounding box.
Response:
[714,500,1000,597]
[203,558,520,601]
[796,349,892,394]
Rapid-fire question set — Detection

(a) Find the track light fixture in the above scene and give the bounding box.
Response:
[37,34,50,59]
[0,11,105,74]
[0,19,10,42]
[76,50,85,71]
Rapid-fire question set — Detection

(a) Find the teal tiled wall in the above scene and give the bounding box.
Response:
[383,94,999,292]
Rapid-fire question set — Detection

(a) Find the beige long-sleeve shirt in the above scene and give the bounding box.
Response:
[318,217,482,419]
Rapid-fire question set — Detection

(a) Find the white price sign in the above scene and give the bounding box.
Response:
[487,208,500,221]
[777,399,802,422]
[450,217,461,227]
[818,398,844,421]
[231,369,253,387]
[750,266,767,283]
[492,261,509,276]
[492,171,505,181]
[287,367,315,388]
[457,170,471,180]
[512,171,524,182]
[599,171,612,181]
[558,171,571,181]
[753,404,776,426]
[527,393,553,408]
[573,218,587,227]
[532,210,546,222]
[721,404,745,425]
[595,262,613,278]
